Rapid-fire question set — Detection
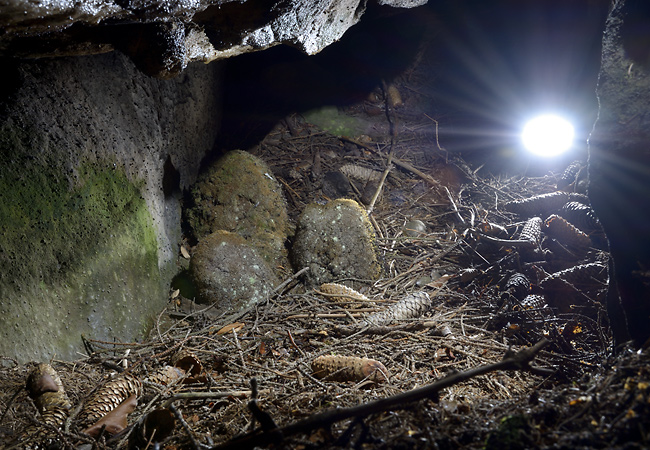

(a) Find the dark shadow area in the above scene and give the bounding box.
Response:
[171,269,197,300]
[429,0,609,175]
[216,3,431,153]
[0,58,23,114]
[621,0,650,68]
[162,155,181,198]
[215,0,609,178]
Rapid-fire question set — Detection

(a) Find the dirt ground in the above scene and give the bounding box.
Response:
[2,37,650,450]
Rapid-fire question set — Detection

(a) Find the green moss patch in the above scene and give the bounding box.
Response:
[302,105,370,138]
[185,150,290,271]
[0,124,162,362]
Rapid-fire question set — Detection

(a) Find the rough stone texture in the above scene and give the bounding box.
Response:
[185,150,290,272]
[190,230,279,313]
[377,0,428,6]
[588,0,650,346]
[291,199,382,287]
[0,0,426,363]
[0,1,428,78]
[0,51,220,362]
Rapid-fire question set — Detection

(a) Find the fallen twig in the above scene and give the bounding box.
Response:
[161,390,256,409]
[211,339,553,450]
[170,404,203,450]
[285,312,375,320]
[445,186,465,225]
[272,267,310,297]
[342,137,441,188]
[367,80,397,215]
[476,232,536,248]
[334,320,432,336]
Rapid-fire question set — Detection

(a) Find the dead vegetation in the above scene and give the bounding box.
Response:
[1,41,649,450]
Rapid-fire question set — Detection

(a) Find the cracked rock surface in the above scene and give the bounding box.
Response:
[0,0,427,78]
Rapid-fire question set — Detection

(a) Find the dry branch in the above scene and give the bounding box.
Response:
[341,136,441,188]
[211,339,552,450]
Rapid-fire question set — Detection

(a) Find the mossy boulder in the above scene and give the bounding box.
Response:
[291,199,383,287]
[0,51,220,363]
[190,230,279,314]
[185,150,290,273]
[0,133,161,361]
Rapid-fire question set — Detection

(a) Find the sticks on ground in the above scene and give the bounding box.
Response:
[212,339,553,450]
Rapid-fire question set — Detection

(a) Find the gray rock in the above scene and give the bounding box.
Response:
[0,51,220,362]
[403,219,427,238]
[291,199,382,287]
[185,150,290,272]
[190,230,279,314]
[377,0,428,6]
[588,0,650,346]
[0,1,428,77]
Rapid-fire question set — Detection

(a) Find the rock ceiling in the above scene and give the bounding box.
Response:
[0,0,427,78]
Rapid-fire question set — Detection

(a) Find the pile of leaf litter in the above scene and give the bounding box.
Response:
[2,54,649,450]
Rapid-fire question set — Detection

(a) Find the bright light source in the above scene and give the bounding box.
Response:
[521,114,575,157]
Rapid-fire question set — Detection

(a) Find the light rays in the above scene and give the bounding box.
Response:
[522,114,575,156]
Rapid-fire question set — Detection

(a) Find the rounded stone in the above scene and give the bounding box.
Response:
[291,199,382,287]
[190,230,279,314]
[185,150,290,272]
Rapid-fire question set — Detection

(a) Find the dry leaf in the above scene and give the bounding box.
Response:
[83,395,137,438]
[216,322,245,335]
[259,341,268,356]
[426,273,452,289]
[434,348,448,361]
[171,288,180,299]
[180,245,190,259]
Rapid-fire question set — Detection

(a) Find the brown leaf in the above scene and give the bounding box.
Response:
[425,273,452,289]
[216,322,245,335]
[83,395,137,438]
[259,341,268,356]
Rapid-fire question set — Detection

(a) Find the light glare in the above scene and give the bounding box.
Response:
[522,115,574,157]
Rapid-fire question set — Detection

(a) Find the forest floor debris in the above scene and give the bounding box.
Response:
[1,51,648,449]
